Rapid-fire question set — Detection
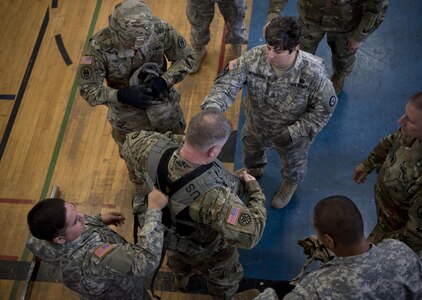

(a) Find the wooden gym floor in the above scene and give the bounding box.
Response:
[0,0,250,299]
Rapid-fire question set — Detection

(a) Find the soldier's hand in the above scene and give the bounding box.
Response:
[117,85,154,109]
[101,212,126,226]
[276,128,292,147]
[353,164,368,184]
[148,77,167,97]
[147,187,169,210]
[240,171,256,183]
[347,36,362,53]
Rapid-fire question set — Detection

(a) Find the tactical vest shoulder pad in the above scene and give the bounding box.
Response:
[146,136,180,185]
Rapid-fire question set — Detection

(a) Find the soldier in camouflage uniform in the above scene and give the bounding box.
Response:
[77,0,195,150]
[187,0,247,73]
[26,189,168,300]
[121,109,267,299]
[353,92,422,258]
[201,16,337,209]
[253,195,422,300]
[267,0,388,95]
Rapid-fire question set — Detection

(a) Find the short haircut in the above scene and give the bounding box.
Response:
[265,16,301,53]
[314,195,364,247]
[185,109,233,151]
[27,198,67,241]
[409,91,422,110]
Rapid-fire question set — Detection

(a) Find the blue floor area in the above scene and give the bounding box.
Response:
[238,0,422,280]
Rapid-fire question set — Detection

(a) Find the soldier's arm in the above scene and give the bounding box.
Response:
[200,53,249,112]
[351,0,388,42]
[267,0,288,22]
[161,22,195,86]
[95,209,165,277]
[360,130,399,173]
[287,76,337,143]
[78,41,119,106]
[202,183,267,250]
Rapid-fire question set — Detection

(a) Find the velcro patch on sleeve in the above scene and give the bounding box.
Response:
[226,205,241,225]
[80,55,93,65]
[94,243,114,258]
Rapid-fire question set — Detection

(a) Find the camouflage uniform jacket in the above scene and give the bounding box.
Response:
[283,240,422,300]
[267,0,388,42]
[78,17,194,130]
[122,130,267,253]
[201,47,336,143]
[26,210,164,300]
[361,130,422,254]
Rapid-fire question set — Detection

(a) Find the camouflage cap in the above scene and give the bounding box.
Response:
[109,0,153,49]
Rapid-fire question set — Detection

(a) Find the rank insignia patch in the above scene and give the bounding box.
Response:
[94,243,113,258]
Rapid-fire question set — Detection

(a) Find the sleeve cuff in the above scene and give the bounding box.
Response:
[245,180,261,193]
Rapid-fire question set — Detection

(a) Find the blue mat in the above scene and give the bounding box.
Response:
[238,0,422,280]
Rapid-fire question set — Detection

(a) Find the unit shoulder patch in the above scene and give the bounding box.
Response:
[178,36,186,49]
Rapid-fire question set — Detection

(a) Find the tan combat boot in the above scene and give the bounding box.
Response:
[230,44,242,58]
[174,274,190,290]
[233,289,261,300]
[330,73,346,96]
[235,167,264,179]
[271,181,298,209]
[190,47,207,74]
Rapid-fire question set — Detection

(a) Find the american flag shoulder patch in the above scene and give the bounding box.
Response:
[80,56,93,65]
[226,205,241,225]
[228,59,237,70]
[94,243,114,258]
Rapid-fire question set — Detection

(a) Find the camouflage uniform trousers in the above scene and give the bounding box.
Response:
[299,20,356,76]
[367,184,408,246]
[187,0,246,49]
[241,126,311,184]
[168,245,243,300]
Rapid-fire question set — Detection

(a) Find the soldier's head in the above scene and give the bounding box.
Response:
[264,16,301,69]
[398,91,422,139]
[313,195,366,254]
[28,198,85,244]
[184,109,232,164]
[109,0,154,50]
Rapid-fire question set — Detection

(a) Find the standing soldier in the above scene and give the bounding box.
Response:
[121,109,267,299]
[267,0,388,95]
[201,16,337,209]
[77,0,195,150]
[353,92,422,258]
[188,0,247,73]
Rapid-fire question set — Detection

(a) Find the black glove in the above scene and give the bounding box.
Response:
[117,85,154,109]
[148,77,167,97]
[276,128,293,147]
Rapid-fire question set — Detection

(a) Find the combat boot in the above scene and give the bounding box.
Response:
[235,167,264,179]
[271,181,297,209]
[233,289,261,300]
[190,47,207,74]
[331,73,346,96]
[174,274,190,290]
[229,44,242,58]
